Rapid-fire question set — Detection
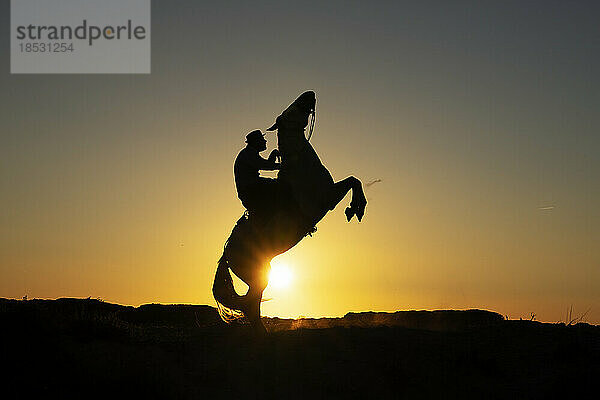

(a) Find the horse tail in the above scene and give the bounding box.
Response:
[212,255,245,323]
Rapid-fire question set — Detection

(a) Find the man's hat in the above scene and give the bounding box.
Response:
[245,129,264,143]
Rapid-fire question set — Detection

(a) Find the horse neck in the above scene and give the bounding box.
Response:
[277,127,306,159]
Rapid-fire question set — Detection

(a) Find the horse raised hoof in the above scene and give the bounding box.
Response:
[345,207,355,222]
[354,194,367,222]
[346,196,366,222]
[355,206,365,222]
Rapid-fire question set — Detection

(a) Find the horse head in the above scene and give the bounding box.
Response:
[267,90,315,133]
[267,91,316,161]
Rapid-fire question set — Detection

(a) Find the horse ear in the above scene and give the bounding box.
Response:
[266,116,280,131]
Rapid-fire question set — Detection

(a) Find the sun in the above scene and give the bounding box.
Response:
[268,260,294,289]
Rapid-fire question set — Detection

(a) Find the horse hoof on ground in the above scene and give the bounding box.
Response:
[253,320,268,337]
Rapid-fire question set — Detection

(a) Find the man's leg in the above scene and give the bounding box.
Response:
[257,178,280,215]
[240,186,260,214]
[242,179,285,219]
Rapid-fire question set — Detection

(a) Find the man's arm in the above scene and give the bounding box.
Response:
[267,149,281,165]
[254,150,281,171]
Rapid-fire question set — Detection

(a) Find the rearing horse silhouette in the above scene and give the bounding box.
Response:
[212,91,367,333]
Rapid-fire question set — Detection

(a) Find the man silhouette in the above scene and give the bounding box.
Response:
[234,130,281,216]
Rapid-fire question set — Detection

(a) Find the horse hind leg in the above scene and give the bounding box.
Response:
[215,253,269,333]
[236,262,269,335]
[241,284,268,335]
[330,176,367,222]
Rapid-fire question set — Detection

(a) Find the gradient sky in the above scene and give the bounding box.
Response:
[1,0,599,323]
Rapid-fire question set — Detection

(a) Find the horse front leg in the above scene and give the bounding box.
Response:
[329,176,367,222]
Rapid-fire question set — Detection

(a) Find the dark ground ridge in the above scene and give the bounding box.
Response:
[1,298,598,399]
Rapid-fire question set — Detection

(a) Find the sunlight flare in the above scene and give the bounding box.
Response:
[269,260,294,289]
